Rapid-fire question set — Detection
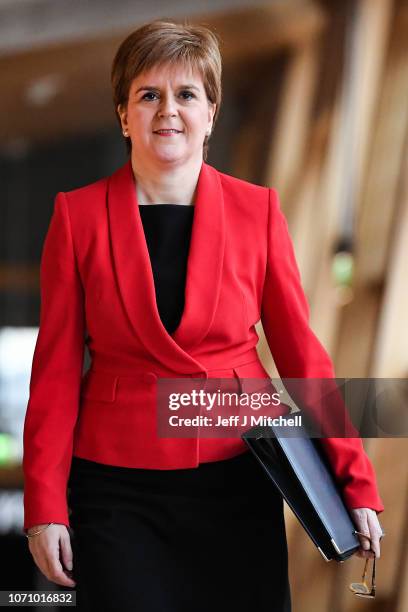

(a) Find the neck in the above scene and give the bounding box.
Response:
[131,155,203,206]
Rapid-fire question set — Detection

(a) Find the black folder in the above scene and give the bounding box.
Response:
[241,413,361,562]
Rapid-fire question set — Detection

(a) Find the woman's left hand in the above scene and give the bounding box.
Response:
[350,507,384,559]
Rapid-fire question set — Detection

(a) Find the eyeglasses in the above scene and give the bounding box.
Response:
[349,530,385,598]
[349,556,376,598]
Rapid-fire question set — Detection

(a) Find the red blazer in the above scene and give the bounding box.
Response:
[23,159,384,530]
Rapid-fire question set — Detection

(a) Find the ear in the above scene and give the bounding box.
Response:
[117,103,128,130]
[207,102,216,130]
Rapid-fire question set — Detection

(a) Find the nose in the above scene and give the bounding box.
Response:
[157,94,178,117]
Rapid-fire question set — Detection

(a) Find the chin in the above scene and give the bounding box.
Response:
[153,148,186,163]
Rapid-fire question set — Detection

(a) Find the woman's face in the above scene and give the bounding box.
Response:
[118,62,216,167]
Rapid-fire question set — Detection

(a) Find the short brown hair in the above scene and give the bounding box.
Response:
[111,19,222,160]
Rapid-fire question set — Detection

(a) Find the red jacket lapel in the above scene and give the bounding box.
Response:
[107,159,225,370]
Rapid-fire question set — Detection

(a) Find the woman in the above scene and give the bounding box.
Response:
[23,20,384,611]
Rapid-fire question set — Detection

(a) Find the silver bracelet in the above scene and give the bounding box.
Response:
[25,523,54,538]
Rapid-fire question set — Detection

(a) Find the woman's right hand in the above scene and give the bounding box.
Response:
[27,524,76,588]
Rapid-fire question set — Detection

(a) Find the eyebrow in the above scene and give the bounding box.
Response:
[135,84,200,94]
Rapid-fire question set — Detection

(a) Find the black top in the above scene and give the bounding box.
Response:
[138,204,195,335]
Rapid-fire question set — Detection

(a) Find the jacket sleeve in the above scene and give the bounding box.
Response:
[260,187,384,513]
[23,192,85,531]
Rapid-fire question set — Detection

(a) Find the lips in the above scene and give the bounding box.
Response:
[153,129,182,134]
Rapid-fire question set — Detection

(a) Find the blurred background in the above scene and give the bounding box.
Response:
[0,0,407,610]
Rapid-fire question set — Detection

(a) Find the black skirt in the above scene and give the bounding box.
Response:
[67,451,291,612]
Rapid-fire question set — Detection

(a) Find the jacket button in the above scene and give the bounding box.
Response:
[143,372,157,384]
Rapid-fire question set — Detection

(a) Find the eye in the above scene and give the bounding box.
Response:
[141,92,158,101]
[180,90,195,100]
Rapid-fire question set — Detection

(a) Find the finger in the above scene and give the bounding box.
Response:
[46,553,76,588]
[355,548,375,560]
[59,532,74,571]
[354,514,371,551]
[31,549,54,582]
[367,512,382,559]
